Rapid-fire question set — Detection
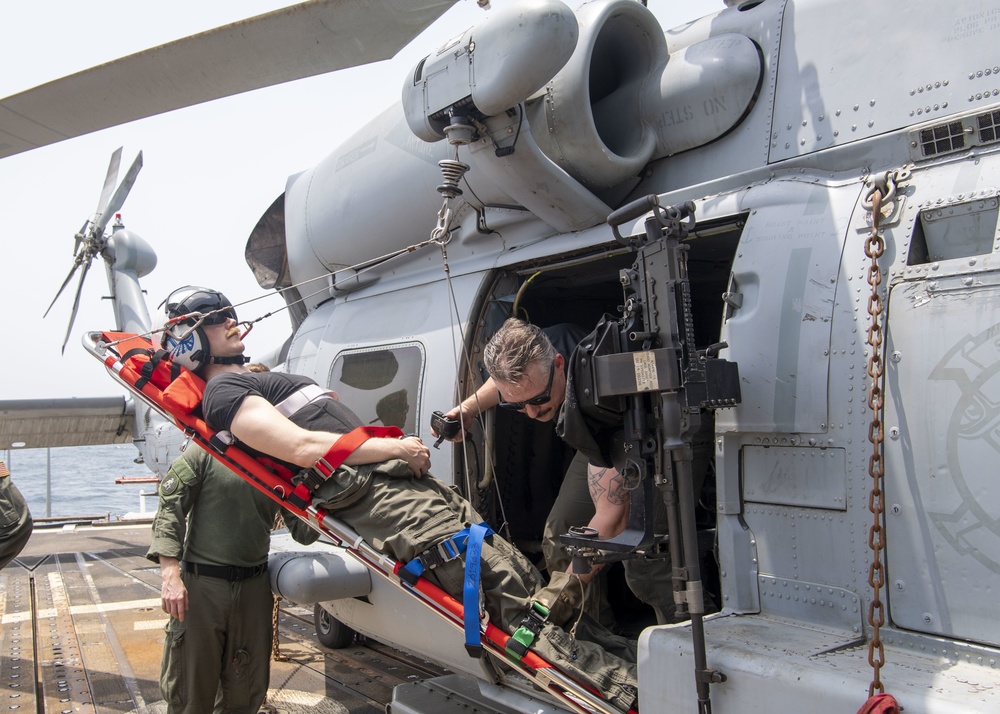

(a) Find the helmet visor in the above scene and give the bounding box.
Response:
[162,286,237,325]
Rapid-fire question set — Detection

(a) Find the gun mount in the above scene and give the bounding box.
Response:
[560,197,741,710]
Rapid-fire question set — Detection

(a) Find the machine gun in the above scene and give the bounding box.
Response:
[560,196,741,711]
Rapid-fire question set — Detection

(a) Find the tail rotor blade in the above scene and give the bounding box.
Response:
[96,146,123,218]
[94,151,142,237]
[60,258,92,354]
[43,258,82,318]
[48,147,142,352]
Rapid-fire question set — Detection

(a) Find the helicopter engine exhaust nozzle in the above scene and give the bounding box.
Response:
[269,550,372,605]
[523,0,761,195]
[524,0,667,193]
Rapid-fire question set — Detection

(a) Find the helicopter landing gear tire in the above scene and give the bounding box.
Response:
[314,603,356,649]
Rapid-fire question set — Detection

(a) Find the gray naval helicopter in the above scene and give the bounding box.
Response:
[3,0,1000,712]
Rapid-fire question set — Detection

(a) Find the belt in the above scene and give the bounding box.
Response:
[182,561,268,581]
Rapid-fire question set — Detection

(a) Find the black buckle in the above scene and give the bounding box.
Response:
[230,563,266,580]
[398,534,467,587]
[524,605,548,632]
[420,548,446,568]
[406,537,463,574]
[505,601,549,659]
[292,468,327,492]
[421,538,456,568]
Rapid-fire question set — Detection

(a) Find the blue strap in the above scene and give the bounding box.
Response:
[401,527,472,582]
[398,523,495,657]
[463,522,492,656]
[402,552,429,581]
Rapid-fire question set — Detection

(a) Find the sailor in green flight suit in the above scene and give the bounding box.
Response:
[147,442,319,714]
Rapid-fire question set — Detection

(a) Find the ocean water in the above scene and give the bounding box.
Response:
[3,443,157,520]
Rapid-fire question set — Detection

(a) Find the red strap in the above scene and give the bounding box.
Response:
[856,694,900,714]
[258,455,295,481]
[314,425,405,477]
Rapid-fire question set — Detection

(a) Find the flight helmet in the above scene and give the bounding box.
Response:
[159,286,244,371]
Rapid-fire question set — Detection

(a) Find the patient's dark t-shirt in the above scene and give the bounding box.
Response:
[202,371,364,466]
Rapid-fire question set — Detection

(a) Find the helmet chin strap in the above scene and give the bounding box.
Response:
[209,355,251,365]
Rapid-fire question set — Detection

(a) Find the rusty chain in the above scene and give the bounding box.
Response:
[271,512,290,663]
[864,185,887,696]
[271,595,290,662]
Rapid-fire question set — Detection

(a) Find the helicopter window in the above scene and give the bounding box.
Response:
[412,56,426,84]
[328,343,425,433]
[908,196,999,265]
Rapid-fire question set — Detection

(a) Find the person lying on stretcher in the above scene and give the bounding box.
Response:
[158,286,640,712]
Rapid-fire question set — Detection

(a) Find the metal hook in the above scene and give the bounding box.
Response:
[431,201,455,244]
[863,168,911,210]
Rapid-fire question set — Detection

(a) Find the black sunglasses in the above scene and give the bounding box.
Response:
[498,361,556,410]
[198,308,238,326]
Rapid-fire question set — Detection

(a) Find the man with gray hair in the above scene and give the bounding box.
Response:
[441,317,677,625]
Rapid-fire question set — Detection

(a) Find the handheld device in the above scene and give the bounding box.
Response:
[430,410,461,448]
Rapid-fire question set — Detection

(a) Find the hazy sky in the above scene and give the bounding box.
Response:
[1,0,720,400]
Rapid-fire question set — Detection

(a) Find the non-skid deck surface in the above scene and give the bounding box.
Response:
[1,523,447,714]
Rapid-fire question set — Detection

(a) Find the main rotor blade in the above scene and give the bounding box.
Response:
[0,0,459,159]
[96,147,123,218]
[43,258,82,318]
[94,151,143,238]
[60,257,92,354]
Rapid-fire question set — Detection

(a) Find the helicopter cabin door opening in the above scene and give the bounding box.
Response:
[456,219,744,629]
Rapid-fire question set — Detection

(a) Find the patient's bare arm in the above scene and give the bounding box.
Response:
[229,394,431,476]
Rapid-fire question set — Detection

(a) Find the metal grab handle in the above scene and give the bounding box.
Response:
[607,194,660,229]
